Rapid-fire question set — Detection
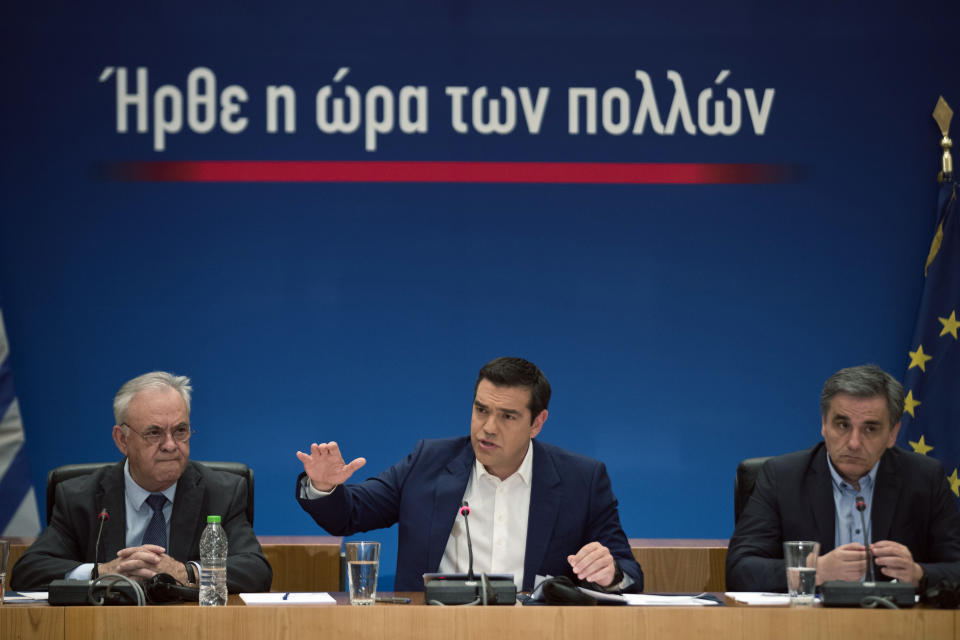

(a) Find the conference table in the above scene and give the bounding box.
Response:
[3,537,957,639]
[2,591,956,640]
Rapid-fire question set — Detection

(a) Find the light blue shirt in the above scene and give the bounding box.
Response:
[65,460,179,579]
[826,453,878,549]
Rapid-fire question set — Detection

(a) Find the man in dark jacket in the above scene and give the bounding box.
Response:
[727,365,960,592]
[11,371,272,593]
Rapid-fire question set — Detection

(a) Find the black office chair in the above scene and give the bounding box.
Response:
[733,456,771,524]
[46,461,255,525]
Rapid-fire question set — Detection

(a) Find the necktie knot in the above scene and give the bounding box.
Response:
[146,493,167,512]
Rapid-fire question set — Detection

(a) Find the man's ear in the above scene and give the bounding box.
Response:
[113,425,129,455]
[887,420,902,448]
[530,409,548,438]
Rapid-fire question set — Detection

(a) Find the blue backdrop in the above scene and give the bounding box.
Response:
[1,2,958,588]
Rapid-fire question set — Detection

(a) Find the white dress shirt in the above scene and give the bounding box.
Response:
[438,443,533,589]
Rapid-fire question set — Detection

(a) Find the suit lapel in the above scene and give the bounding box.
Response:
[100,462,129,558]
[808,446,836,552]
[872,449,901,542]
[524,440,562,590]
[169,462,202,561]
[427,444,474,573]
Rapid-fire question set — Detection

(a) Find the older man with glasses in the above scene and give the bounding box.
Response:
[10,371,272,593]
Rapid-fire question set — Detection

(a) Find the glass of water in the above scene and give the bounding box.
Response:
[0,539,9,605]
[783,540,820,606]
[346,541,380,606]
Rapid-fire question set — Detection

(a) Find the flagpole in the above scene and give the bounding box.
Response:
[934,96,953,183]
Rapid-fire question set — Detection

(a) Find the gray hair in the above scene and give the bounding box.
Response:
[820,364,904,427]
[113,371,193,425]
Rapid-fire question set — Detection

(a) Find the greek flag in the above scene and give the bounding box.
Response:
[0,306,42,535]
[899,176,960,504]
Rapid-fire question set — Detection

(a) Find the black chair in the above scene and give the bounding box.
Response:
[46,461,255,526]
[733,456,771,524]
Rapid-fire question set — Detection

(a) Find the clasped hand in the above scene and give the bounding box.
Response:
[97,544,189,583]
[815,540,923,585]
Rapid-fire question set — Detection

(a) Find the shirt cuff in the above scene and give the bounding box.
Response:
[610,572,634,592]
[597,564,632,592]
[300,476,337,499]
[68,563,96,580]
[185,561,201,584]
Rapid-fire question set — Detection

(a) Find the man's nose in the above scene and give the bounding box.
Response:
[847,428,863,450]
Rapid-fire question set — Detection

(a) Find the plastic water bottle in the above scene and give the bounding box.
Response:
[199,514,228,606]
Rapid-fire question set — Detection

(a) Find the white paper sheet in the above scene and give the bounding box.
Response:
[621,594,720,606]
[3,591,49,602]
[724,591,792,605]
[240,592,336,605]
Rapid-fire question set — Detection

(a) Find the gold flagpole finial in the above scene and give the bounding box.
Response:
[933,96,953,182]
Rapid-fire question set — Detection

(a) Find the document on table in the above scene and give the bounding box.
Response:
[240,592,336,605]
[531,576,718,606]
[724,592,791,605]
[581,587,719,606]
[622,594,720,606]
[3,591,49,603]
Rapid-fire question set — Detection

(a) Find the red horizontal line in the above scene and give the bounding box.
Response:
[109,161,797,184]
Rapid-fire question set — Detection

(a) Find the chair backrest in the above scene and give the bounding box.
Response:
[46,461,255,526]
[733,456,771,524]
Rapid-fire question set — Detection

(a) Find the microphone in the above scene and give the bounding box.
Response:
[855,496,876,582]
[459,501,475,581]
[91,509,109,579]
[49,507,146,606]
[422,500,516,605]
[819,495,914,606]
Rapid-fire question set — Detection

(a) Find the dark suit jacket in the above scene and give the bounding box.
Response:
[726,443,960,591]
[296,437,643,592]
[11,460,272,593]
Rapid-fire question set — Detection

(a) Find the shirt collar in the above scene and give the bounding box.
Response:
[123,458,178,507]
[474,439,535,485]
[825,451,879,493]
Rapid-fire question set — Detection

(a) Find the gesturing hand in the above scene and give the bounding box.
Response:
[295,441,366,492]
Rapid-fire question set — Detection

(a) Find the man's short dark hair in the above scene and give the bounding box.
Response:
[474,357,551,422]
[820,364,905,427]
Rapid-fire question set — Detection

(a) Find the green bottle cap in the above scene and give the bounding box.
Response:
[206,515,222,523]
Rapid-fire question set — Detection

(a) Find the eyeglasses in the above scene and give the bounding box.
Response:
[122,423,194,445]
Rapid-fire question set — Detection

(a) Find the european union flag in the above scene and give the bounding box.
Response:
[899,175,960,503]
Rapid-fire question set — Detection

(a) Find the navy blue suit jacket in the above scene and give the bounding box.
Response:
[296,437,643,592]
[726,443,960,591]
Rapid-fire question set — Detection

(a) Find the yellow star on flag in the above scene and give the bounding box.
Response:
[939,310,960,339]
[909,435,934,455]
[904,390,921,418]
[948,469,960,498]
[908,344,933,372]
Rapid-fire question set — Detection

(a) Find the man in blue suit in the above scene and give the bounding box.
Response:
[295,357,642,593]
